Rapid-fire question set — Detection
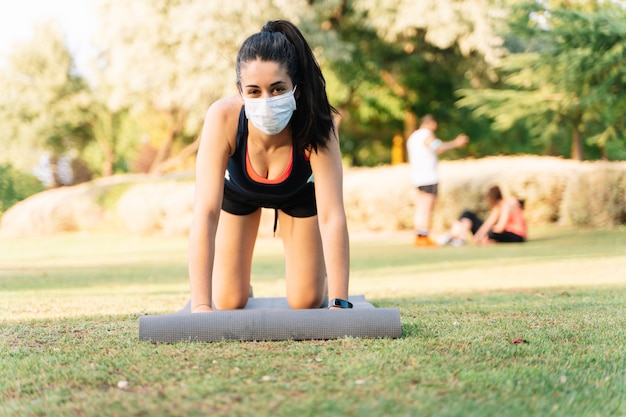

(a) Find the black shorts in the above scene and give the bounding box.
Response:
[222,182,317,218]
[459,210,483,235]
[487,231,525,243]
[417,184,438,196]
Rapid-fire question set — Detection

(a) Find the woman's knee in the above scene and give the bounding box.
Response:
[285,271,326,309]
[213,291,249,310]
[287,290,325,309]
[212,278,250,310]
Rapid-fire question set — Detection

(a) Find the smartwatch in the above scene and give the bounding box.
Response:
[328,298,353,309]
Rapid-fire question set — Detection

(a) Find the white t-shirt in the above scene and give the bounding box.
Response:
[406,128,442,187]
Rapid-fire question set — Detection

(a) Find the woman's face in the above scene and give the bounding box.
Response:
[239,59,294,99]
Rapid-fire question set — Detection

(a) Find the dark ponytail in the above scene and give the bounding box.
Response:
[236,20,337,152]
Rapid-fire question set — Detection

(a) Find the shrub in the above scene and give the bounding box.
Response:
[350,157,626,234]
[2,157,625,237]
[559,163,626,227]
[0,164,44,214]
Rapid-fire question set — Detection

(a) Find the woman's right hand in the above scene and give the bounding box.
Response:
[191,305,213,313]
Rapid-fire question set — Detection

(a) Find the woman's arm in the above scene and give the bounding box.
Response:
[188,99,238,312]
[308,130,350,303]
[491,199,513,233]
[473,206,501,243]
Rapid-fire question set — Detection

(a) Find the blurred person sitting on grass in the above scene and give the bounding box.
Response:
[441,185,527,246]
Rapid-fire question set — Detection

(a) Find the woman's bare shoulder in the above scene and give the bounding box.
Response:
[198,95,244,157]
[207,95,243,119]
[201,95,244,142]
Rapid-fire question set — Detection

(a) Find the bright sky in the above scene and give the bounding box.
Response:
[0,0,97,74]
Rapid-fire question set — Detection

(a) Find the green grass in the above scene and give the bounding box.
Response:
[1,226,626,417]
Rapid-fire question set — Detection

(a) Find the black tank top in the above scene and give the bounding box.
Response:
[224,107,314,207]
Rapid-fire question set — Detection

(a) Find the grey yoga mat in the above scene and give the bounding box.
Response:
[138,295,402,342]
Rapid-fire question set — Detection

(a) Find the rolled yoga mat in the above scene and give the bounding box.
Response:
[139,295,402,342]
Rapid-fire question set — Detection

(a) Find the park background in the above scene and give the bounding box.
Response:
[1,2,626,416]
[1,0,626,228]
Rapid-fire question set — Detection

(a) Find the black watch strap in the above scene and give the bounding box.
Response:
[328,298,353,309]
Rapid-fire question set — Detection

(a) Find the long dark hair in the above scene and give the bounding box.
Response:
[486,186,503,208]
[236,20,337,152]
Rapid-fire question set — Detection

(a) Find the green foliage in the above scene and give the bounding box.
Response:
[93,0,312,172]
[0,164,44,214]
[458,0,626,160]
[0,22,93,172]
[5,0,625,174]
[82,105,144,176]
[321,1,502,165]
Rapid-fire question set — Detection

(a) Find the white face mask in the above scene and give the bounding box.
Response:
[244,87,297,135]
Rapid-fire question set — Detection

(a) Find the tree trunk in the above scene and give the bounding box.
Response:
[49,157,61,188]
[380,70,419,164]
[102,143,115,177]
[149,129,176,174]
[400,110,419,163]
[152,137,200,173]
[90,107,115,177]
[149,110,185,174]
[571,128,583,161]
[403,110,418,136]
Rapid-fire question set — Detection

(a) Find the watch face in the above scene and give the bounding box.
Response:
[330,298,352,308]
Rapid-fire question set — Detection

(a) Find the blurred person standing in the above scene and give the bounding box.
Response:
[407,114,468,247]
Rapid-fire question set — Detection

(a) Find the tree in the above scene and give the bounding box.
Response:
[352,0,506,65]
[93,0,319,173]
[92,0,507,169]
[457,1,626,160]
[0,21,92,180]
[312,0,507,164]
[84,101,141,177]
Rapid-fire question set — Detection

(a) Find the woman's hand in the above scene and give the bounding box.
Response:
[473,234,488,244]
[191,305,213,313]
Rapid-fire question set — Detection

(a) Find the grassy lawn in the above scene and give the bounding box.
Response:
[1,225,625,416]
